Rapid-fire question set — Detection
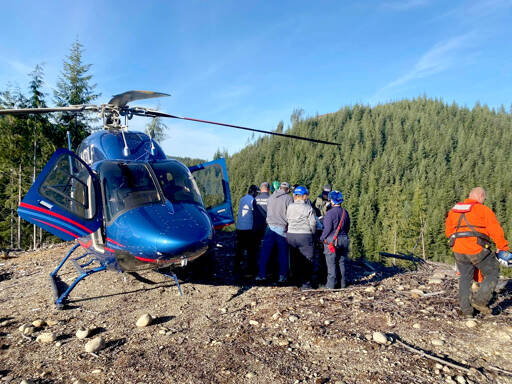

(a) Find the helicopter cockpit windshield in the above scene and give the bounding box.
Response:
[150,161,203,206]
[101,162,161,222]
[99,160,203,222]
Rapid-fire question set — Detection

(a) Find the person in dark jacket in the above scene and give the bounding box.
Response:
[253,182,270,253]
[256,182,293,282]
[286,186,317,290]
[320,190,350,289]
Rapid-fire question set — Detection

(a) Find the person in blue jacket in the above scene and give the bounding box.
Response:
[320,190,350,289]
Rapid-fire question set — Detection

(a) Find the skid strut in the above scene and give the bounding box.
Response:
[49,243,108,309]
[159,271,183,296]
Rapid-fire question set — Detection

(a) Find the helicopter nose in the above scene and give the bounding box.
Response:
[107,202,213,261]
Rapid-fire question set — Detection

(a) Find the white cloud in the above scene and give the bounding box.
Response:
[372,33,474,100]
[6,59,33,76]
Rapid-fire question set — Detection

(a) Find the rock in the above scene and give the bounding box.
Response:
[428,278,443,284]
[18,324,29,332]
[364,286,376,293]
[413,323,421,329]
[20,380,35,384]
[372,332,388,345]
[465,320,477,329]
[72,380,88,384]
[92,369,102,374]
[432,272,445,279]
[271,312,280,320]
[219,308,227,314]
[249,320,259,326]
[250,301,257,307]
[136,313,153,327]
[55,341,62,347]
[410,289,424,298]
[76,328,90,339]
[246,372,256,378]
[397,285,405,291]
[46,319,59,327]
[23,326,35,335]
[435,363,443,370]
[431,339,445,346]
[324,320,333,326]
[36,332,56,343]
[456,375,466,384]
[32,319,45,328]
[319,298,325,304]
[85,337,105,353]
[288,315,299,323]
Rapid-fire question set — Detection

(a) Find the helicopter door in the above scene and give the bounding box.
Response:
[189,158,234,229]
[18,148,102,241]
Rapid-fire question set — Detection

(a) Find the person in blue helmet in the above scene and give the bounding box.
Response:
[320,190,350,289]
[286,186,317,290]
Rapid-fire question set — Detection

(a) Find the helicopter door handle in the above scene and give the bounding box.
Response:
[217,208,226,213]
[39,200,54,210]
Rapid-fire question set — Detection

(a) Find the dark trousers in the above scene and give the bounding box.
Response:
[454,248,499,314]
[287,233,314,286]
[235,230,257,275]
[323,235,349,289]
[258,227,289,278]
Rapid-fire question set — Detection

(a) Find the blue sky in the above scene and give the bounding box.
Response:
[1,0,511,160]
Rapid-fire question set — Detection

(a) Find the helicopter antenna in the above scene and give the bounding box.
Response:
[120,129,131,157]
[148,129,156,156]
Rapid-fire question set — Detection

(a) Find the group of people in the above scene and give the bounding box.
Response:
[235,181,350,291]
[236,182,512,316]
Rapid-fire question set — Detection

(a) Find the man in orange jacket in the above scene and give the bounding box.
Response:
[445,187,508,317]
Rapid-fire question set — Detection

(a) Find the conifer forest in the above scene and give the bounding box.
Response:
[1,40,512,268]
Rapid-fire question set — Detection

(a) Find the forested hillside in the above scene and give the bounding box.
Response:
[227,98,512,263]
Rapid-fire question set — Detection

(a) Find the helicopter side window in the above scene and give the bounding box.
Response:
[150,161,203,205]
[39,154,93,219]
[100,162,161,222]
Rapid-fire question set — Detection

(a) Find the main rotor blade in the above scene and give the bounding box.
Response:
[140,110,340,146]
[0,105,94,115]
[109,91,170,108]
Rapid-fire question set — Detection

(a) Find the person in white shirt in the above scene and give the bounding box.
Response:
[235,185,258,277]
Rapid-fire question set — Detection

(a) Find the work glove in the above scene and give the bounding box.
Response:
[496,250,512,267]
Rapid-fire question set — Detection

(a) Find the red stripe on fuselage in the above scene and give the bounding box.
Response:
[34,219,79,239]
[104,247,115,253]
[20,202,92,234]
[79,239,92,249]
[106,238,125,247]
[135,256,166,263]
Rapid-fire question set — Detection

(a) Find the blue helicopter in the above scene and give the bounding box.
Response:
[0,91,339,308]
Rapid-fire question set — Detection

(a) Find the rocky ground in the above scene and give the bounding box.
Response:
[1,232,512,384]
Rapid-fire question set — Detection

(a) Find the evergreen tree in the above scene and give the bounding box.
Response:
[145,116,168,143]
[54,38,100,149]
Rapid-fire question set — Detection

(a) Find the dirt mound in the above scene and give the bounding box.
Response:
[1,233,511,384]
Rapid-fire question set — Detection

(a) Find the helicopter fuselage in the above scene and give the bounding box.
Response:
[19,129,234,272]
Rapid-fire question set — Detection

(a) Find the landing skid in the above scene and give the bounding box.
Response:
[49,243,184,309]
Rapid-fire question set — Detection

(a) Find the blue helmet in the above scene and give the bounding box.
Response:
[328,190,344,204]
[293,186,309,196]
[497,250,512,267]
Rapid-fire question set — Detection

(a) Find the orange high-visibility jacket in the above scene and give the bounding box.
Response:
[445,198,509,255]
